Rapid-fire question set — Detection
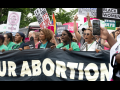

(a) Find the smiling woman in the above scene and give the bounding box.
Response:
[55,30,80,51]
[38,28,55,49]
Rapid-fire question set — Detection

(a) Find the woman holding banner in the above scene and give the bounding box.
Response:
[4,33,16,50]
[12,32,30,50]
[38,28,55,49]
[51,30,80,51]
[0,35,8,52]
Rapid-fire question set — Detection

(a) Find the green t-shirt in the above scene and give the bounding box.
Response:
[7,42,15,50]
[0,44,8,51]
[56,42,80,51]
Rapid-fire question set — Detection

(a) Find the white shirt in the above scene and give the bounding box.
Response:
[82,41,97,51]
[109,35,120,80]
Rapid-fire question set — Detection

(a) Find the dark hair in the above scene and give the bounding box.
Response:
[0,35,5,43]
[5,33,13,42]
[63,30,73,41]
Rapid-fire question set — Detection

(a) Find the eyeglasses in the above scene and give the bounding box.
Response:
[60,34,67,36]
[83,33,90,36]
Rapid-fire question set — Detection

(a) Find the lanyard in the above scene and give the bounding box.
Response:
[13,41,23,50]
[87,41,95,51]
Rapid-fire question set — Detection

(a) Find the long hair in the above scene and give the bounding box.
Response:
[6,33,13,42]
[0,35,5,43]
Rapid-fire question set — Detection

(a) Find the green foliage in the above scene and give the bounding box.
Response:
[55,8,79,24]
[116,21,120,27]
[0,8,56,28]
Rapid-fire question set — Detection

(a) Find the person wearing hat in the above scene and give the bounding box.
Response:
[12,32,30,50]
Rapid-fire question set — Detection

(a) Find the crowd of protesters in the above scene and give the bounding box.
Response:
[0,14,120,81]
[0,14,120,53]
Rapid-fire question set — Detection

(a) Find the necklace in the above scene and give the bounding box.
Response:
[87,41,95,51]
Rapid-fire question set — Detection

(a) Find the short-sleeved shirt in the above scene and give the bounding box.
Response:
[12,42,29,50]
[82,41,97,51]
[7,42,16,50]
[56,42,80,51]
[0,44,8,51]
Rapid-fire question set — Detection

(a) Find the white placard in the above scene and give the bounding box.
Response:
[78,8,97,17]
[34,8,51,29]
[6,11,21,32]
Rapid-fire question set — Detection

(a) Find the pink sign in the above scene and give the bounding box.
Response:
[25,38,30,43]
[63,22,78,33]
[84,17,98,23]
[47,25,54,33]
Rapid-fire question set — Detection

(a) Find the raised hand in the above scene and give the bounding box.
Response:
[74,14,78,21]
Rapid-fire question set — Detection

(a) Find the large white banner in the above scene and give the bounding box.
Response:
[6,11,21,32]
[34,8,51,29]
[78,8,97,17]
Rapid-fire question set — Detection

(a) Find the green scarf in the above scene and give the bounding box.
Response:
[12,41,23,50]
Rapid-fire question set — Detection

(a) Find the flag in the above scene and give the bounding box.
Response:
[52,13,57,36]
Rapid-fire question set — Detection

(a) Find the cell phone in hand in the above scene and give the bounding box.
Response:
[93,20,100,35]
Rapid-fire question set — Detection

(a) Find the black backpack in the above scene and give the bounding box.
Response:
[111,53,120,81]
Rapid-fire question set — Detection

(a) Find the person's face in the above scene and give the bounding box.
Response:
[83,30,93,42]
[33,34,39,41]
[39,31,46,41]
[61,31,69,42]
[15,33,23,43]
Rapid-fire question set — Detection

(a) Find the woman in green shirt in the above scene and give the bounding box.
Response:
[0,35,8,52]
[51,30,80,51]
[4,33,15,50]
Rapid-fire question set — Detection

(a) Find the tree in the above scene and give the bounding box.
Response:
[0,8,56,28]
[54,8,79,24]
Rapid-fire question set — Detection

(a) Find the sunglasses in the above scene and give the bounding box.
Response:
[83,33,90,36]
[60,34,67,36]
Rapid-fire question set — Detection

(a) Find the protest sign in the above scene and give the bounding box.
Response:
[57,25,68,36]
[63,22,78,33]
[105,19,116,30]
[6,11,21,32]
[0,49,109,81]
[34,8,51,29]
[84,17,98,23]
[78,8,97,17]
[48,25,54,33]
[97,8,120,21]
